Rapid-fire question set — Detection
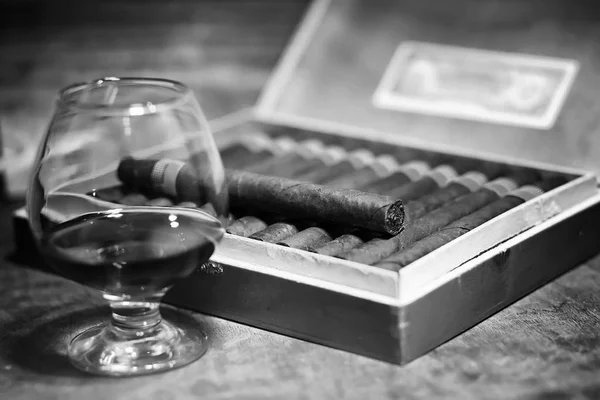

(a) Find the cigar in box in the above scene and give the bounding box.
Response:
[374,179,565,270]
[250,222,302,243]
[226,215,269,237]
[294,148,376,184]
[230,142,387,240]
[339,175,529,265]
[384,165,458,200]
[117,158,406,235]
[247,138,325,177]
[325,154,401,190]
[310,170,486,257]
[358,161,431,194]
[224,138,351,237]
[276,226,335,250]
[220,131,286,170]
[308,229,383,257]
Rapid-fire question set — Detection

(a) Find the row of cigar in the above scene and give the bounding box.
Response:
[220,132,562,270]
[108,131,565,271]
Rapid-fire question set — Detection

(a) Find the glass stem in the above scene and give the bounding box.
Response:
[108,300,163,339]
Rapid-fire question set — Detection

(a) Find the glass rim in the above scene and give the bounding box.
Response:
[57,77,193,115]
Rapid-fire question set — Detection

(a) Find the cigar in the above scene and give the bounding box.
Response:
[247,138,326,177]
[402,172,488,223]
[277,227,334,251]
[325,154,400,190]
[358,161,430,194]
[227,170,405,235]
[226,216,268,237]
[220,132,282,169]
[309,229,382,257]
[339,177,520,265]
[249,222,300,243]
[375,182,554,270]
[292,145,347,180]
[294,149,375,184]
[118,157,407,235]
[384,165,458,201]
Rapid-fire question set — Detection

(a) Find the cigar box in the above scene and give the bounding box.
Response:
[11,0,600,364]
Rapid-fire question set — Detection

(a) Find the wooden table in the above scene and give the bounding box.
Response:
[1,1,600,399]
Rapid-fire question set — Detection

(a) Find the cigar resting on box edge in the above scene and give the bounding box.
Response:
[117,157,406,235]
[339,177,520,265]
[374,181,556,270]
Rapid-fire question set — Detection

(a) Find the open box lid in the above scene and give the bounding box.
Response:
[255,0,600,178]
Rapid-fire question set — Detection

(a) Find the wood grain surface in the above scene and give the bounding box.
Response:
[1,1,600,399]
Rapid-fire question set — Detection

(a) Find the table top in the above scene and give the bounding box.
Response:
[1,1,600,399]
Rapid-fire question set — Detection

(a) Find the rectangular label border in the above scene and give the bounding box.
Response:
[372,41,580,130]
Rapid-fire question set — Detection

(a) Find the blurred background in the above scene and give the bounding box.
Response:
[0,0,309,196]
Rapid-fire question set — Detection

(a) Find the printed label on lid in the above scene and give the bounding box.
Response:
[373,41,579,129]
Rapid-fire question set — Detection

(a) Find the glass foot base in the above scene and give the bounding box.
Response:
[68,311,208,377]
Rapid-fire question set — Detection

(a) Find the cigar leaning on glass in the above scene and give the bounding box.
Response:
[117,158,406,235]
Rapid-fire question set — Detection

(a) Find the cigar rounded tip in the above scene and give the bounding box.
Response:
[384,199,405,235]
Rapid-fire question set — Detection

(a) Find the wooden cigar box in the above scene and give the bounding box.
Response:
[11,0,600,364]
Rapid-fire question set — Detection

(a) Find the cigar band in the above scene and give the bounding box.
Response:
[508,185,545,202]
[348,149,376,169]
[273,136,297,154]
[484,178,518,197]
[371,154,401,177]
[151,159,186,197]
[297,139,326,159]
[321,146,347,165]
[454,172,488,192]
[399,161,431,181]
[428,165,458,187]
